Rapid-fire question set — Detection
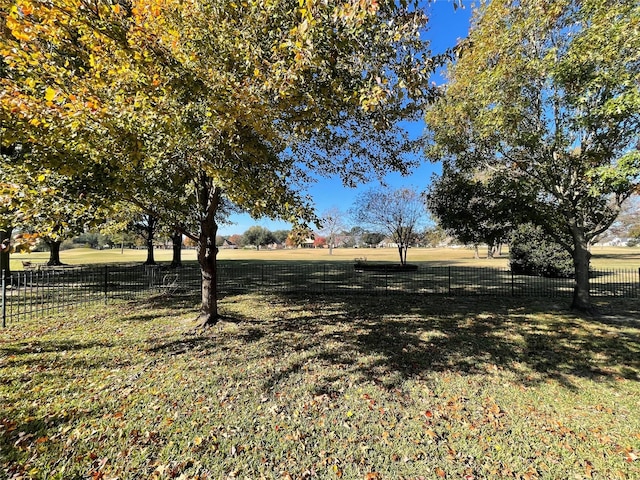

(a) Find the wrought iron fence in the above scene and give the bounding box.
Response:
[2,263,639,326]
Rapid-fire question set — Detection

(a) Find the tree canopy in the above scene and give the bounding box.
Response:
[426,166,520,258]
[243,226,276,250]
[425,0,640,313]
[1,0,441,324]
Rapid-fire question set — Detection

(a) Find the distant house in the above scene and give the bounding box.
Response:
[221,239,238,249]
[377,238,399,248]
[300,238,315,248]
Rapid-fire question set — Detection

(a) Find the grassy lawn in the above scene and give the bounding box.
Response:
[1,293,639,479]
[9,245,640,270]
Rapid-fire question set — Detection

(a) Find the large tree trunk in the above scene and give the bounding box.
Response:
[0,226,12,280]
[143,216,157,266]
[46,239,63,266]
[570,227,594,314]
[197,179,221,327]
[170,230,182,268]
[396,243,404,265]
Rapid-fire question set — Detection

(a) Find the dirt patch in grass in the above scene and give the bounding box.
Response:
[2,294,639,479]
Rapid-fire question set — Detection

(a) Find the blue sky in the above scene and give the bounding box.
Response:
[218,1,474,236]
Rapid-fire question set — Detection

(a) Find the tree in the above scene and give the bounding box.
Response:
[24,170,105,265]
[426,166,519,258]
[215,236,226,248]
[420,226,447,248]
[361,231,384,247]
[168,230,183,268]
[319,207,348,255]
[286,228,314,248]
[1,155,108,267]
[243,226,276,250]
[129,214,160,266]
[0,226,11,279]
[510,224,575,278]
[425,0,640,313]
[594,196,640,244]
[313,235,327,248]
[352,187,427,265]
[629,225,640,246]
[2,0,442,326]
[0,172,19,279]
[272,230,290,245]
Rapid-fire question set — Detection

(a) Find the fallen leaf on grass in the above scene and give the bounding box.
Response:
[365,473,381,480]
[584,461,594,478]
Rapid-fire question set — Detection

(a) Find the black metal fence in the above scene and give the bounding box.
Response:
[2,262,639,326]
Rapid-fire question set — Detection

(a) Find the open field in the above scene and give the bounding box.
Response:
[1,293,639,479]
[9,245,640,270]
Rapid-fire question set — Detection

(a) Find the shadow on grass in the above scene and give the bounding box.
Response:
[150,293,640,393]
[2,292,639,473]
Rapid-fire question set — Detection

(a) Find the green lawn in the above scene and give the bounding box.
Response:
[9,245,640,270]
[1,293,639,479]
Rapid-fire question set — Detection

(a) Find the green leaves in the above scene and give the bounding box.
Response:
[426,0,640,308]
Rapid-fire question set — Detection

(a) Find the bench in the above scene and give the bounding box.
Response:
[22,261,45,271]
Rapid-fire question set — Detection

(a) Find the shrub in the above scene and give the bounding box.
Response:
[510,224,574,278]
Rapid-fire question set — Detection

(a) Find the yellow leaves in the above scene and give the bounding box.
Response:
[18,1,34,16]
[6,15,34,42]
[44,87,57,102]
[360,85,387,112]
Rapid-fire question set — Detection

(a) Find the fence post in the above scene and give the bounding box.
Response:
[1,271,6,328]
[448,266,451,295]
[104,265,108,304]
[511,269,515,297]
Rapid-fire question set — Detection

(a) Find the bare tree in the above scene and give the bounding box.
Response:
[319,207,348,255]
[352,187,427,265]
